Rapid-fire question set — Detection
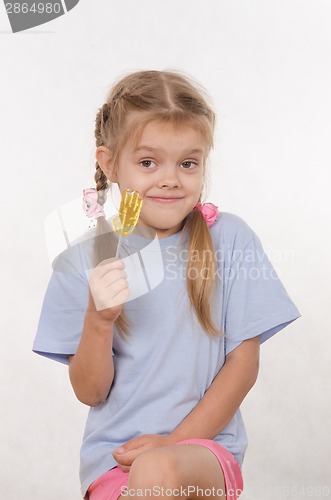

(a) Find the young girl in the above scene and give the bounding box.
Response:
[33,70,301,500]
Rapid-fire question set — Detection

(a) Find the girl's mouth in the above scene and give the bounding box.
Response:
[147,197,184,204]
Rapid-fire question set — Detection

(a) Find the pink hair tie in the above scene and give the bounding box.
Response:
[82,188,106,219]
[194,201,220,227]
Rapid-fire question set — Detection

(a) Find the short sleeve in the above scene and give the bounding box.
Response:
[223,230,301,356]
[32,247,89,365]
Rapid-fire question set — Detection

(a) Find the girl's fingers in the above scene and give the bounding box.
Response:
[95,258,125,278]
[106,278,129,297]
[113,448,141,467]
[94,288,130,311]
[87,257,130,313]
[90,270,128,295]
[119,464,130,473]
[118,436,148,451]
[103,269,128,288]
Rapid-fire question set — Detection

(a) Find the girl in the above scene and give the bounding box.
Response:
[33,70,301,500]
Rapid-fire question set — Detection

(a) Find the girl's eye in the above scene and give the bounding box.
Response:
[140,160,156,169]
[181,161,197,169]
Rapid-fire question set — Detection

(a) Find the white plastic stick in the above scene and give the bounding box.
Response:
[115,233,122,258]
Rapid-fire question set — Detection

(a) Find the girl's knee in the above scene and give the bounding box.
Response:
[128,448,181,489]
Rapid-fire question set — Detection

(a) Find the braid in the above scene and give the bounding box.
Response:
[94,103,110,200]
[94,165,108,192]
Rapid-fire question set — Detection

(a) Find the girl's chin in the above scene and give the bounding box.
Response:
[140,217,180,228]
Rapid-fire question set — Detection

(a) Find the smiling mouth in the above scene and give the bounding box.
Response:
[148,197,184,203]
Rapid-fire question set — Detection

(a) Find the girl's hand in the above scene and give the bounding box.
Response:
[112,434,174,472]
[87,257,130,323]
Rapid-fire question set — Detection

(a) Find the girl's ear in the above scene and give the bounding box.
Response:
[96,146,118,182]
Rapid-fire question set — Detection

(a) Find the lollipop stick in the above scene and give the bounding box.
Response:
[115,233,122,258]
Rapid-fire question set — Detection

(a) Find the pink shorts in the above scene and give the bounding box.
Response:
[86,439,244,500]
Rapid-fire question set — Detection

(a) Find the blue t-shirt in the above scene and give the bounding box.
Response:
[33,212,301,497]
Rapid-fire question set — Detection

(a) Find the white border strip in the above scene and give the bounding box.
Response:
[59,0,67,14]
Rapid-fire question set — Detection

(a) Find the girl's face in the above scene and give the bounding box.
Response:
[110,120,206,239]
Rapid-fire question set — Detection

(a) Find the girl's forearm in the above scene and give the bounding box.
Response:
[168,336,260,443]
[68,312,115,407]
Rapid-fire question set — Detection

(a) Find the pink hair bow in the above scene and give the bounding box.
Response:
[194,201,220,227]
[82,188,105,219]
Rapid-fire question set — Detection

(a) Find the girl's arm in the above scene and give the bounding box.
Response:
[69,257,129,407]
[68,313,115,407]
[168,335,260,442]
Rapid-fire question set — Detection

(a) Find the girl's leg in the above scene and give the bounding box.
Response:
[118,440,243,500]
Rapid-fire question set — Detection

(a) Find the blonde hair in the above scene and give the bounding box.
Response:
[92,69,223,339]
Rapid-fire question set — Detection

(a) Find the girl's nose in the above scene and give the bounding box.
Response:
[158,166,181,189]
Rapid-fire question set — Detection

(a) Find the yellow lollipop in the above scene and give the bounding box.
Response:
[112,189,143,237]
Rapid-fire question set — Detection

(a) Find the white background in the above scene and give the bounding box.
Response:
[1,1,330,499]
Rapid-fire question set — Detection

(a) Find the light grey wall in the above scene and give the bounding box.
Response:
[1,1,330,499]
